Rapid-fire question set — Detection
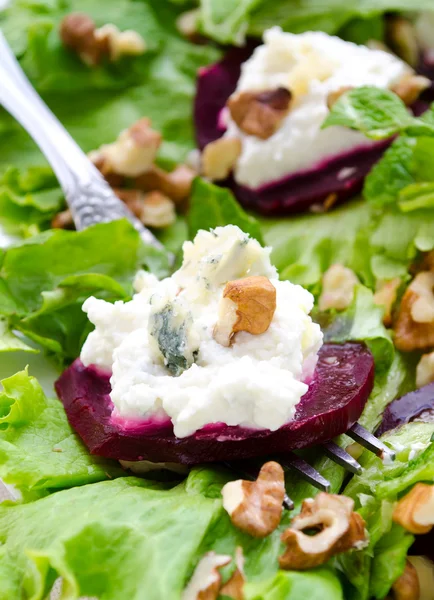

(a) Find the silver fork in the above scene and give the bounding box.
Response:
[0,31,164,251]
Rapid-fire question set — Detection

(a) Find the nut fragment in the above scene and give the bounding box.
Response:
[51,209,74,229]
[220,547,245,600]
[391,74,431,106]
[89,118,161,177]
[408,557,434,600]
[393,483,434,534]
[135,164,196,204]
[60,13,103,66]
[416,351,434,388]
[391,559,420,600]
[373,278,401,327]
[213,276,276,347]
[222,461,285,538]
[394,272,434,352]
[182,552,231,600]
[95,24,146,61]
[279,493,367,570]
[202,138,242,181]
[60,13,145,66]
[176,9,201,41]
[326,86,353,110]
[386,16,419,68]
[318,264,359,312]
[115,188,175,228]
[227,87,292,139]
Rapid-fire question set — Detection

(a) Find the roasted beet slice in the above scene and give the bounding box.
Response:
[55,343,374,465]
[376,383,434,437]
[194,47,409,215]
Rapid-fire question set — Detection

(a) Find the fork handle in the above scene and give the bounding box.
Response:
[0,32,164,250]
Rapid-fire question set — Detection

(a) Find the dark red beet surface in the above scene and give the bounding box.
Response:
[194,47,421,215]
[376,382,434,437]
[56,343,374,465]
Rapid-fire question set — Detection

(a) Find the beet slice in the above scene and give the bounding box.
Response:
[55,342,374,465]
[194,47,414,215]
[376,383,434,437]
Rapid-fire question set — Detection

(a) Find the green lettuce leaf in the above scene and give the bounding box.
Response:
[0,369,124,501]
[188,178,264,244]
[0,220,169,362]
[0,0,220,171]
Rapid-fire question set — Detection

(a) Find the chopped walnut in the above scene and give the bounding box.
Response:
[326,86,353,110]
[214,276,276,347]
[391,559,420,600]
[391,74,431,106]
[318,264,359,312]
[227,87,292,139]
[394,272,434,352]
[51,209,74,229]
[373,278,401,327]
[202,137,242,181]
[222,461,285,538]
[135,164,196,204]
[416,351,434,388]
[408,557,434,600]
[386,16,419,68]
[116,189,176,228]
[176,9,200,41]
[279,493,367,570]
[220,547,245,600]
[89,118,161,177]
[94,24,146,61]
[182,552,231,600]
[60,13,145,66]
[393,483,434,535]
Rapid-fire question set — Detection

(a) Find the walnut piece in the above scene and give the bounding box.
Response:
[51,209,74,229]
[220,547,245,600]
[416,351,434,388]
[202,137,242,181]
[318,264,360,312]
[393,483,434,534]
[386,16,419,68]
[89,118,161,177]
[408,557,434,600]
[326,86,353,110]
[94,24,146,61]
[135,164,196,204]
[60,13,146,66]
[222,462,285,538]
[279,493,367,570]
[214,276,276,347]
[391,559,420,600]
[391,74,431,106]
[115,188,175,228]
[182,552,231,600]
[373,278,401,327]
[227,87,292,139]
[176,9,200,41]
[394,272,434,352]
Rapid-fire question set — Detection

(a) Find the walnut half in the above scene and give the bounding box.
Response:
[221,461,285,538]
[213,276,276,347]
[394,272,434,351]
[279,493,367,570]
[391,559,420,600]
[393,483,434,535]
[227,87,292,139]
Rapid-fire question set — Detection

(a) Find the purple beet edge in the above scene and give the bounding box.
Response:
[56,342,374,465]
[376,382,434,437]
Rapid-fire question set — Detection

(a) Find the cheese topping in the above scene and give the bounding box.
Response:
[81,225,322,438]
[225,27,412,189]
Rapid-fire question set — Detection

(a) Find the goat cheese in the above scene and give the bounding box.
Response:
[81,225,323,438]
[225,27,412,189]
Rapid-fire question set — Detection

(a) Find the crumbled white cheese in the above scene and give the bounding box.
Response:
[81,225,323,438]
[225,27,412,189]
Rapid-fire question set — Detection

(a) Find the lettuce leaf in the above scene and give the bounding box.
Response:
[0,369,125,501]
[0,220,169,363]
[188,178,264,244]
[0,0,220,171]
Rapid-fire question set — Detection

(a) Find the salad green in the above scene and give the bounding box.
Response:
[1,0,434,598]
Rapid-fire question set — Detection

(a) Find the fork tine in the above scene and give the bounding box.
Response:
[222,461,294,511]
[280,453,331,492]
[348,423,396,461]
[322,441,363,475]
